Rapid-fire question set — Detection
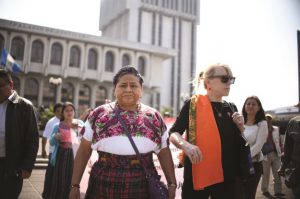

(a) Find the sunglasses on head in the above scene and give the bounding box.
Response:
[209,75,236,84]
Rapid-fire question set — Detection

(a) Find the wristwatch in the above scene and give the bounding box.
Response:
[167,182,177,188]
[71,184,80,189]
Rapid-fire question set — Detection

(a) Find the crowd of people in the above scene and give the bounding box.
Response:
[1,64,300,199]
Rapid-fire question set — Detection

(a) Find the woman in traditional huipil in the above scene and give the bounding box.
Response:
[43,102,84,199]
[69,66,176,199]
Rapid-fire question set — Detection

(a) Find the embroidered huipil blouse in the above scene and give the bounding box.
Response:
[83,102,168,155]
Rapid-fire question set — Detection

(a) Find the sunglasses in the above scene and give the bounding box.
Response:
[209,75,236,84]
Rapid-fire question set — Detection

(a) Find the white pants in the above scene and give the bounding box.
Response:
[261,151,282,194]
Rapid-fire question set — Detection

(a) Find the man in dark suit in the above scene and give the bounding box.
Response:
[0,69,39,198]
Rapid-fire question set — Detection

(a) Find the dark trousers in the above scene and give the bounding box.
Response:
[42,153,52,198]
[292,183,300,199]
[182,178,235,199]
[235,161,263,199]
[0,157,23,199]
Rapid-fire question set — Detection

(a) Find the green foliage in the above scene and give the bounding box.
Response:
[38,106,55,130]
[160,106,172,117]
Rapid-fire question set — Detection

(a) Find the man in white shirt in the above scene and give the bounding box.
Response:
[41,103,62,158]
[261,114,285,198]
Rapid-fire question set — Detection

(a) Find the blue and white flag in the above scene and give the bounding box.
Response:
[1,49,22,73]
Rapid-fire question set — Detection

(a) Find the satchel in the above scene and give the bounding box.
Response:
[115,108,169,199]
[261,142,274,155]
[284,166,300,188]
[147,174,169,199]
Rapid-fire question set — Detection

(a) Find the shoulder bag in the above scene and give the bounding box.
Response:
[115,109,169,199]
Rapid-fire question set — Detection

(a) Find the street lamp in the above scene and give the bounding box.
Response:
[49,77,62,104]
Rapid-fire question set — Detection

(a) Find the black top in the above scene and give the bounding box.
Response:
[282,116,300,169]
[169,99,242,183]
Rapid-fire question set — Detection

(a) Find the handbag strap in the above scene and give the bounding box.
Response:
[114,107,152,177]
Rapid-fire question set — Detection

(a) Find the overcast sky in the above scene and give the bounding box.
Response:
[0,0,299,111]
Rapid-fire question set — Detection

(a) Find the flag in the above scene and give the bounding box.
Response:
[1,49,22,73]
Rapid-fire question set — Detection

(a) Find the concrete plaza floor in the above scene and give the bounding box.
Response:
[19,167,295,199]
[19,138,294,199]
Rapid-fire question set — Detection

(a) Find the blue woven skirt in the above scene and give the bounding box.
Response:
[42,147,74,199]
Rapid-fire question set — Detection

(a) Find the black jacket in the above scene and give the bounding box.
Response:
[282,116,300,169]
[4,91,39,176]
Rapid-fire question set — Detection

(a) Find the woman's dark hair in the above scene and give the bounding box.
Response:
[60,102,75,121]
[242,95,266,124]
[112,66,144,87]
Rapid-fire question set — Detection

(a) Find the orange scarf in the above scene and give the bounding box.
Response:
[191,95,224,190]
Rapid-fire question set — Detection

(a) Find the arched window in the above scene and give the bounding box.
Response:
[122,54,130,67]
[24,78,38,106]
[95,86,107,106]
[78,84,91,115]
[138,57,146,76]
[50,42,63,65]
[31,40,44,63]
[0,34,4,54]
[11,37,24,60]
[88,49,97,70]
[69,46,81,68]
[105,51,114,72]
[61,82,74,103]
[11,75,20,94]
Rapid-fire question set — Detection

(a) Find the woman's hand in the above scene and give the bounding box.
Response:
[232,112,245,132]
[69,187,80,199]
[168,185,176,199]
[181,142,202,164]
[55,132,62,141]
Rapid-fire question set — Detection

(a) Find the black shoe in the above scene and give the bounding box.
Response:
[274,193,285,197]
[262,192,275,198]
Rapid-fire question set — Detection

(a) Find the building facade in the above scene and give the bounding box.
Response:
[0,0,199,116]
[100,0,199,114]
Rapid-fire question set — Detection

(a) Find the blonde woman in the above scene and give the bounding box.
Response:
[169,63,249,199]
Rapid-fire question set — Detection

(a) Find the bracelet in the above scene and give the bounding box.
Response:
[71,184,80,189]
[167,183,177,188]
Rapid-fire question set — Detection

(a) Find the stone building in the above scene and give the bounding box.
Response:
[0,0,199,116]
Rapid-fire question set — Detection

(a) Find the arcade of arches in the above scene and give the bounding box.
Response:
[12,75,109,116]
